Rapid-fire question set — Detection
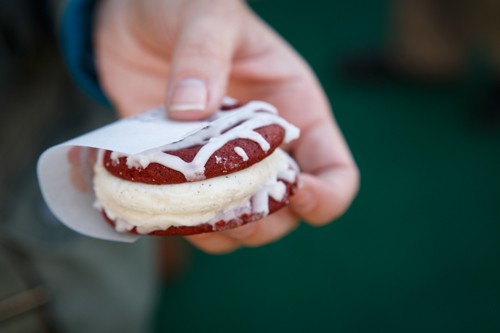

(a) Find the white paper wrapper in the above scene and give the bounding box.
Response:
[37,108,210,242]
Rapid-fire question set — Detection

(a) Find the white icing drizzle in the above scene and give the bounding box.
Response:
[268,181,287,201]
[222,96,239,106]
[278,169,297,183]
[234,146,249,161]
[110,101,300,182]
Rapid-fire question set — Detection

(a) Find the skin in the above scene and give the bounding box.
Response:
[94,0,359,253]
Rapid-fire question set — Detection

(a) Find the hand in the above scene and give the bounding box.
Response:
[94,0,359,253]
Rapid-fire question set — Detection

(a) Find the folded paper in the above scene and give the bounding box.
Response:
[37,107,210,242]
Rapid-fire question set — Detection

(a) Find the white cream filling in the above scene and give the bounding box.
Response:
[94,149,296,234]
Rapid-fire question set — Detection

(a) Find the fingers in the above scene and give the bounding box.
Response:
[67,147,97,193]
[185,209,299,254]
[225,209,299,247]
[291,170,359,226]
[165,1,242,120]
[291,113,360,226]
[186,159,358,255]
[185,233,238,255]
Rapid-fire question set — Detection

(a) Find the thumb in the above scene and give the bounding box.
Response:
[165,5,240,120]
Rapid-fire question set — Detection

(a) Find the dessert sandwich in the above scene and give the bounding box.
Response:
[93,100,300,235]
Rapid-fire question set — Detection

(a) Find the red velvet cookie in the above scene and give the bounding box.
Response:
[93,100,300,236]
[102,124,286,185]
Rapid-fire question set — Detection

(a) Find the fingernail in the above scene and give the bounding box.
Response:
[168,78,207,112]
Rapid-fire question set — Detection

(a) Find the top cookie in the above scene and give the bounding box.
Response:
[101,101,299,185]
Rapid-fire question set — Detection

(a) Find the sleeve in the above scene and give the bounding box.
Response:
[60,0,111,107]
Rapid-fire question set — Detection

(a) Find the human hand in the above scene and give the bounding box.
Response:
[94,0,359,253]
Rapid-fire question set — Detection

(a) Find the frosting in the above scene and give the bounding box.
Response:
[94,149,297,234]
[109,101,300,181]
[234,146,249,161]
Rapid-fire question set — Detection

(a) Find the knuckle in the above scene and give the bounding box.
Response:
[179,40,224,60]
[178,37,228,62]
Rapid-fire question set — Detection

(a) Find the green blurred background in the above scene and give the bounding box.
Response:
[155,0,500,332]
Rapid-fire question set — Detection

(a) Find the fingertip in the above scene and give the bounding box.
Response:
[290,175,320,222]
[168,108,216,121]
[166,77,224,121]
[166,78,215,120]
[240,210,299,247]
[291,170,358,226]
